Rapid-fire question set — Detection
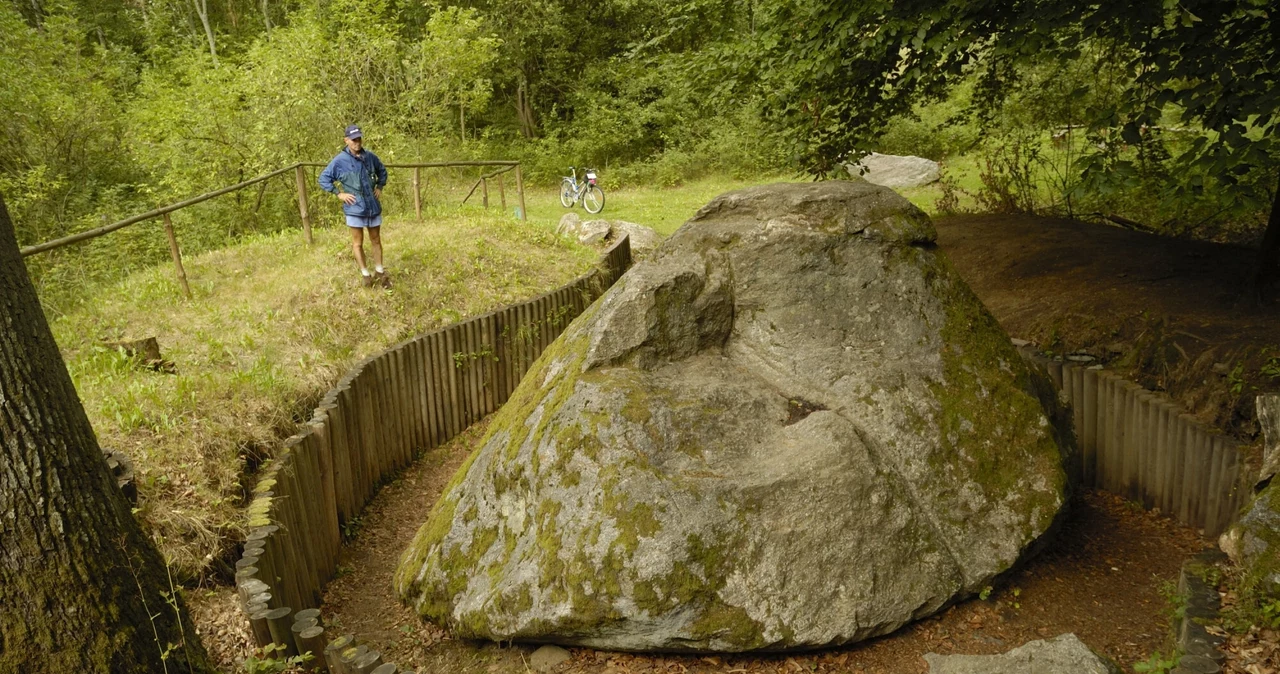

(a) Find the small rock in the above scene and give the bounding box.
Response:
[578,219,611,245]
[556,212,581,237]
[609,220,662,256]
[103,336,176,373]
[925,633,1113,673]
[529,644,572,672]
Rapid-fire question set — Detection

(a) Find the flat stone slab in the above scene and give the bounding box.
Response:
[925,633,1115,673]
[848,153,941,188]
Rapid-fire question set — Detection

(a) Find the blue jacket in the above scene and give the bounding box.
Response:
[318,147,388,217]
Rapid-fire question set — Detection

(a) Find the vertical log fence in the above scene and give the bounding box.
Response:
[235,236,632,670]
[1016,345,1249,537]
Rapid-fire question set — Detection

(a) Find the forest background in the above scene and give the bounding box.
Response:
[5,0,1277,319]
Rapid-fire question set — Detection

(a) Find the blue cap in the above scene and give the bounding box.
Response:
[344,124,362,140]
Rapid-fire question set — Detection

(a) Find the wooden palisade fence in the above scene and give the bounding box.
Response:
[20,160,529,300]
[1017,346,1248,537]
[235,236,632,671]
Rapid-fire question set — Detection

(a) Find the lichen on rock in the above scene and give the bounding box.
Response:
[395,181,1068,652]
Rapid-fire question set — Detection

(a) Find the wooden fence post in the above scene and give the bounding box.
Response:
[162,213,192,299]
[498,173,507,211]
[413,166,423,222]
[295,165,314,245]
[515,163,528,221]
[482,177,489,209]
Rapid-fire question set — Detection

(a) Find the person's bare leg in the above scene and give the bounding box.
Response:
[368,226,384,269]
[350,226,367,271]
[368,226,389,287]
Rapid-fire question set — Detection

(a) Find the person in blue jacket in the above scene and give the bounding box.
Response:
[319,124,390,288]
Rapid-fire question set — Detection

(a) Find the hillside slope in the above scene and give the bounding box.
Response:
[49,208,596,581]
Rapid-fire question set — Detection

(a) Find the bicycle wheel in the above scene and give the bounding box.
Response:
[583,185,605,214]
[560,179,576,208]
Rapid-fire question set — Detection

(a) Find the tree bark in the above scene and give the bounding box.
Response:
[261,0,272,31]
[516,78,538,140]
[1254,171,1280,300]
[0,195,214,673]
[192,0,218,66]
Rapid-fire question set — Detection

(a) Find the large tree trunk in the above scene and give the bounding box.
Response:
[0,195,214,673]
[1254,171,1280,300]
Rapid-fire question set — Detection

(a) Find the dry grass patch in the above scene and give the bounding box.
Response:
[50,205,595,582]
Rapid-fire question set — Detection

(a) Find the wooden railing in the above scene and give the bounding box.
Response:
[21,160,530,299]
[234,236,632,669]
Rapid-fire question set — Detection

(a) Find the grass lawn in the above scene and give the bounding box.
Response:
[514,161,983,237]
[521,173,798,235]
[50,204,595,581]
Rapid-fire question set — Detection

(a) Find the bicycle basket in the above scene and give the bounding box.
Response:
[586,170,597,184]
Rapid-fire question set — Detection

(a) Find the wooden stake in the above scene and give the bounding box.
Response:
[412,166,422,222]
[482,178,489,209]
[325,635,354,674]
[498,173,507,211]
[295,624,328,672]
[265,607,298,656]
[249,606,275,647]
[515,163,528,221]
[162,213,192,299]
[296,165,314,245]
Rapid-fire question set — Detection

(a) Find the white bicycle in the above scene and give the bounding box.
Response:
[560,166,605,214]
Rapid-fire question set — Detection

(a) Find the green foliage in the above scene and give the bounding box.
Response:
[1260,598,1280,629]
[3,0,786,304]
[0,4,136,246]
[744,0,1278,262]
[1157,578,1188,623]
[1133,651,1178,674]
[875,81,980,161]
[244,643,313,674]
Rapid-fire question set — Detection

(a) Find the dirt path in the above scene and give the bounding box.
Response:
[936,214,1280,435]
[316,421,1205,674]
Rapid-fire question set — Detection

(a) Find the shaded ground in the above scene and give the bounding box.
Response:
[313,420,1205,674]
[936,214,1280,437]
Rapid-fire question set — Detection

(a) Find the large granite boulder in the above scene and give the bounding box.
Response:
[848,153,941,188]
[396,181,1068,652]
[925,634,1116,674]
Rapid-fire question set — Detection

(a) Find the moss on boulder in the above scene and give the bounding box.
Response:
[395,181,1067,652]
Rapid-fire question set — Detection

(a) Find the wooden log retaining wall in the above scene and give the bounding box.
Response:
[1016,345,1248,537]
[236,236,632,669]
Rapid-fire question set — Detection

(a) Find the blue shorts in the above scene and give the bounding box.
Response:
[345,214,383,229]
